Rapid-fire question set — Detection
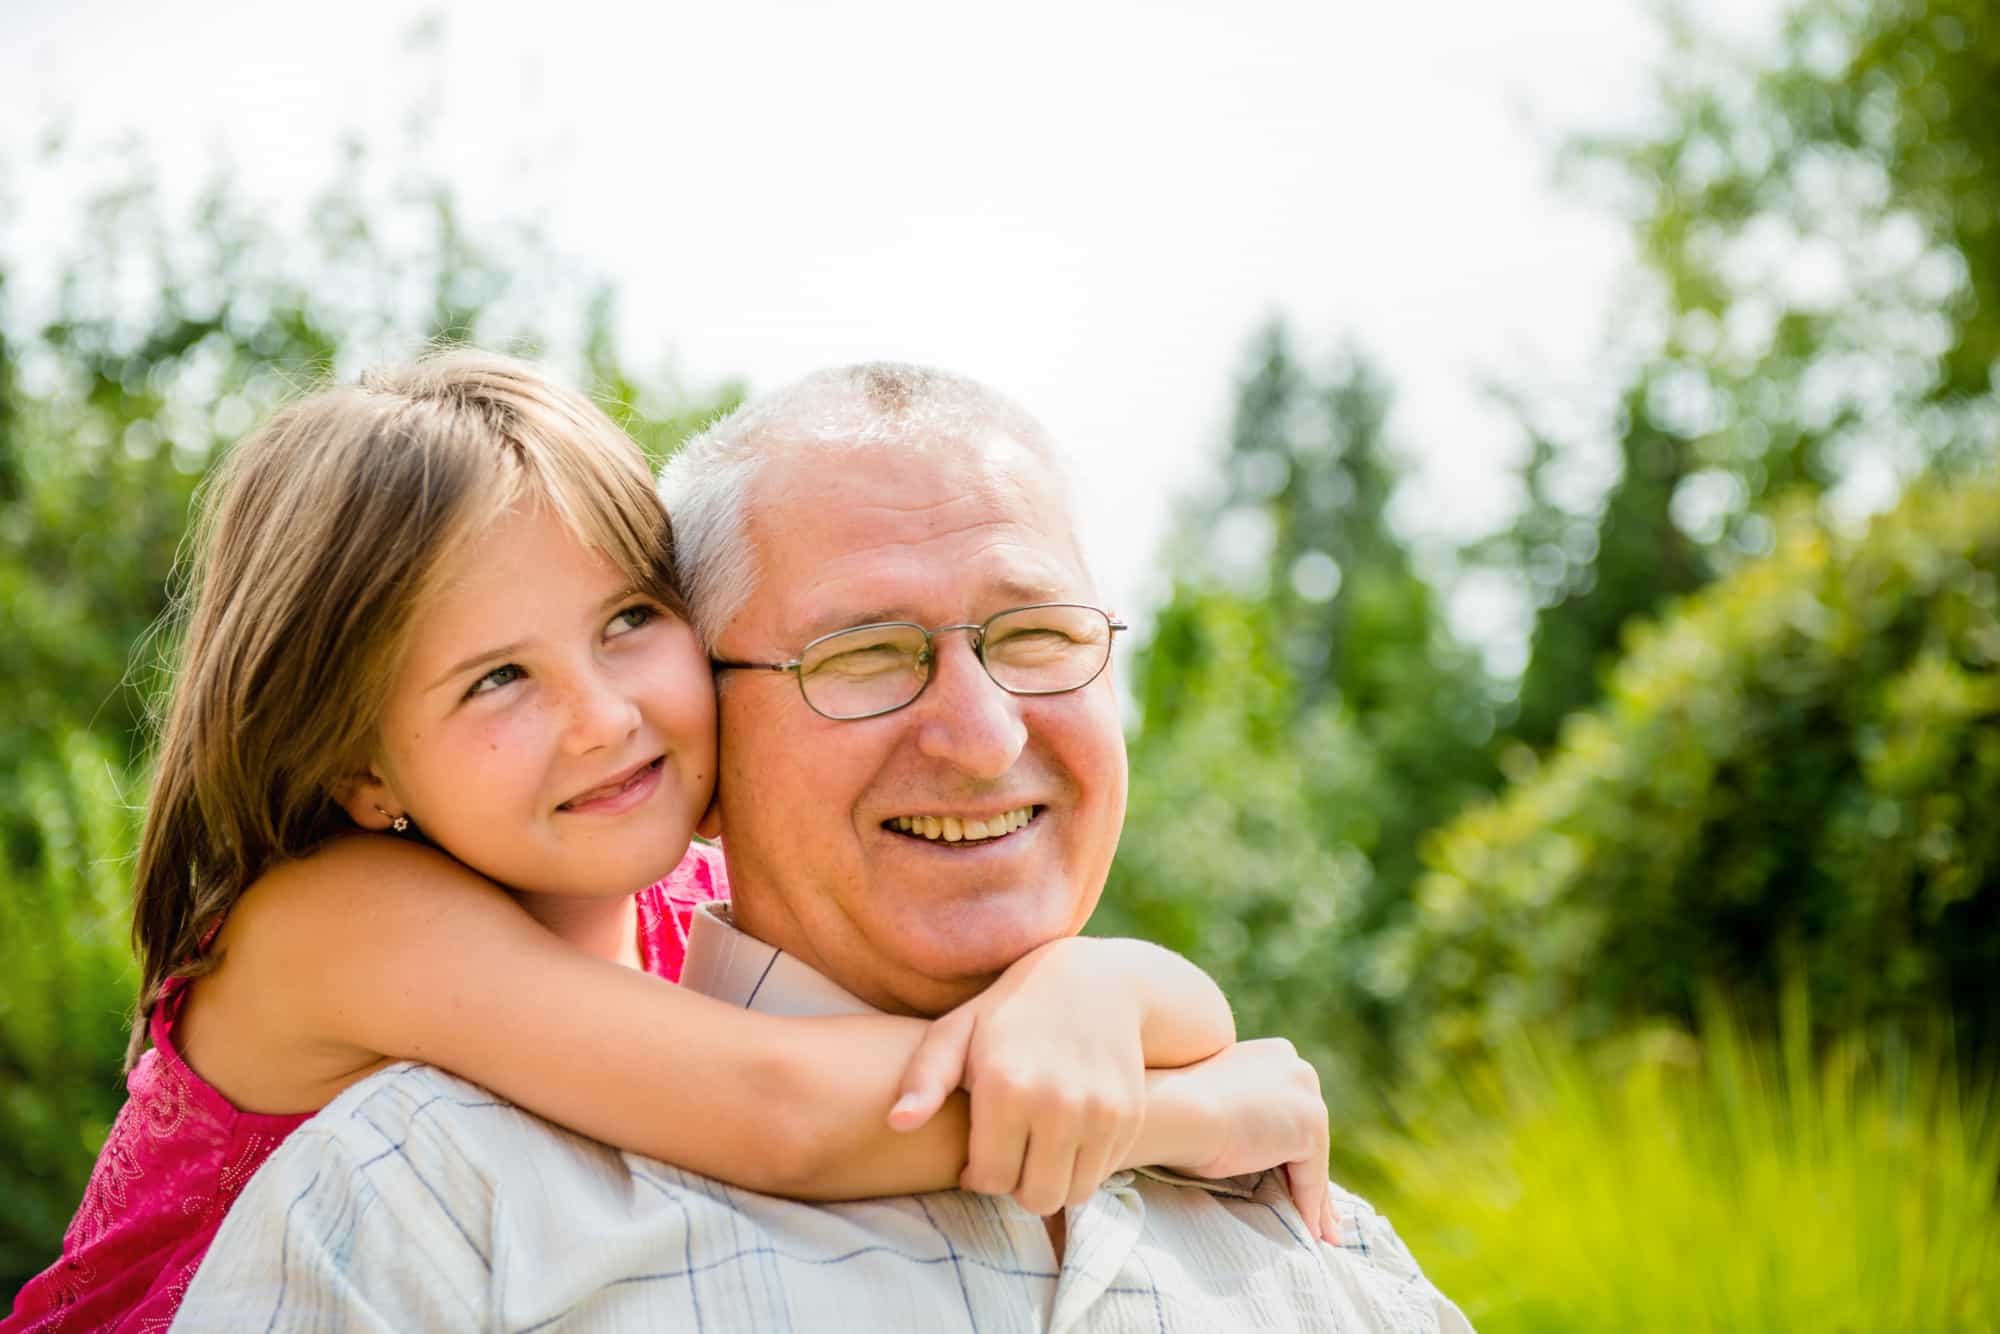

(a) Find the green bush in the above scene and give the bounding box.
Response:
[0,732,136,1284]
[1353,1000,2000,1332]
[1400,478,2000,1075]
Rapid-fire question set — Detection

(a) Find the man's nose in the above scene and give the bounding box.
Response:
[909,632,1028,778]
[563,667,642,755]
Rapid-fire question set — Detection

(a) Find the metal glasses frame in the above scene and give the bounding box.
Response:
[711,601,1128,721]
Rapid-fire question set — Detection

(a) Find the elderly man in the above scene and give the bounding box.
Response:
[174,365,1470,1333]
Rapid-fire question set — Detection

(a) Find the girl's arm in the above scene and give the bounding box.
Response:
[182,834,1279,1216]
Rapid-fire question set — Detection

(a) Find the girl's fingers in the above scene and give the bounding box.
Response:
[891,1009,973,1131]
[960,1088,1029,1198]
[1067,1090,1136,1209]
[1286,1159,1331,1245]
[1321,1194,1343,1247]
[1065,1133,1117,1211]
[1013,1131,1081,1218]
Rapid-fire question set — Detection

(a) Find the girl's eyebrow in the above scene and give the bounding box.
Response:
[428,641,526,693]
[602,584,649,609]
[424,587,651,693]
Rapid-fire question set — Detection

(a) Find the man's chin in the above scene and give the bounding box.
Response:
[872,919,1085,1015]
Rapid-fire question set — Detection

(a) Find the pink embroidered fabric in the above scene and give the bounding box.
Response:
[4,843,728,1333]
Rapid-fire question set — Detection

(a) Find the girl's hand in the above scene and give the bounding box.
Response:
[1142,1037,1338,1243]
[890,936,1148,1215]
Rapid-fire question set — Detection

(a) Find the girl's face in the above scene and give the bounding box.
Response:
[343,502,716,901]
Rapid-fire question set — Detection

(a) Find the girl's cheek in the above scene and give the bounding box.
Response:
[462,704,543,767]
[628,654,716,726]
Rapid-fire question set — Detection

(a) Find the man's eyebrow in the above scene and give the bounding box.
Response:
[793,607,909,643]
[794,578,1076,643]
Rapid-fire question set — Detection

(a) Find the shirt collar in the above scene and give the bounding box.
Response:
[680,901,880,1018]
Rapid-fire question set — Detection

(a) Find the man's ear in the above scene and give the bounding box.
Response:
[332,765,403,832]
[695,792,723,841]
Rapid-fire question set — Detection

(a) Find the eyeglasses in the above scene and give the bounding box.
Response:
[712,602,1128,721]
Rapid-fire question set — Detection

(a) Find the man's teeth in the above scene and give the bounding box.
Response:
[890,806,1036,842]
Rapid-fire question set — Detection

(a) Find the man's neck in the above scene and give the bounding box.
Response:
[727,889,987,1019]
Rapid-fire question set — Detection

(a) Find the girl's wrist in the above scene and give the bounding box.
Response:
[1123,1063,1221,1173]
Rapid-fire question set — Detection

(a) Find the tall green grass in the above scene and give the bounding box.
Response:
[1350,994,2000,1332]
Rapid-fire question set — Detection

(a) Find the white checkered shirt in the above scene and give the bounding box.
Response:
[173,906,1472,1333]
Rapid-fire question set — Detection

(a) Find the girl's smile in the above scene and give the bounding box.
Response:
[558,756,667,815]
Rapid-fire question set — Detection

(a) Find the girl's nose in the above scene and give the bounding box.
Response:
[565,671,642,754]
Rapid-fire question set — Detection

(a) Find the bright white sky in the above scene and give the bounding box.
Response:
[3,0,1782,668]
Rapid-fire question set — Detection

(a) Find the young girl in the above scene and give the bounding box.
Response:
[6,351,1334,1333]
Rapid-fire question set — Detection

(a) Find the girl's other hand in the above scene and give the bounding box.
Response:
[890,936,1146,1215]
[1148,1037,1338,1243]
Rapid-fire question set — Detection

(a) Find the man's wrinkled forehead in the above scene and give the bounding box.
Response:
[742,432,1094,634]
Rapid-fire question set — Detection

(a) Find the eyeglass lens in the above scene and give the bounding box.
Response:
[796,604,1116,720]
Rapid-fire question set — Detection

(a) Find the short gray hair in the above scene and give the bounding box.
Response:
[658,362,1074,647]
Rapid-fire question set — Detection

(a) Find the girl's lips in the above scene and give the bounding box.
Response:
[558,757,664,815]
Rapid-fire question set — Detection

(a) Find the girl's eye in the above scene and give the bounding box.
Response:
[608,604,657,636]
[466,663,524,699]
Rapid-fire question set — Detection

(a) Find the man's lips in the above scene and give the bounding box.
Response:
[557,757,665,813]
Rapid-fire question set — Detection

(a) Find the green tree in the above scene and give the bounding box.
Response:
[1505,0,2000,743]
[1101,323,1498,1094]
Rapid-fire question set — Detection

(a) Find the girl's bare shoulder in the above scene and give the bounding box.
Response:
[230,834,517,949]
[189,836,550,1109]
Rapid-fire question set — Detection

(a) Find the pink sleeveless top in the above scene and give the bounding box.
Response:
[5,844,729,1334]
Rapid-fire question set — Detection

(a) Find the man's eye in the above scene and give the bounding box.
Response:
[987,627,1075,661]
[466,663,524,698]
[807,644,909,680]
[608,604,657,636]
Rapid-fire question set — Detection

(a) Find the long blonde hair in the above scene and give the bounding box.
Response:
[128,349,682,1068]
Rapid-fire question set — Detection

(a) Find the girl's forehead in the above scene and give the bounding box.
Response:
[406,510,631,656]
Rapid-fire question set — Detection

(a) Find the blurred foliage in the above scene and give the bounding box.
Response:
[1098,326,1501,1097]
[1352,991,2000,1333]
[1500,0,2000,745]
[0,730,131,1294]
[1406,475,2000,1077]
[1395,0,2000,1086]
[0,144,735,1290]
[1107,0,2000,1083]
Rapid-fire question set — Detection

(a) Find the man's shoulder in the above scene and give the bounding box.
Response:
[308,1061,511,1136]
[280,1062,594,1187]
[1132,1170,1472,1333]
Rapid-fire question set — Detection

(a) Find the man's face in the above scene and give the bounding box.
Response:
[712,433,1127,1017]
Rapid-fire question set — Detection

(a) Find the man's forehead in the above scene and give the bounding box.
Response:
[737,438,1094,644]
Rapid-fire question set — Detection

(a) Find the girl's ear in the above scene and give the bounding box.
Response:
[695,792,723,841]
[332,766,402,832]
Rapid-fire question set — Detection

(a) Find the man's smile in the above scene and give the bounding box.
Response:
[885,805,1041,843]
